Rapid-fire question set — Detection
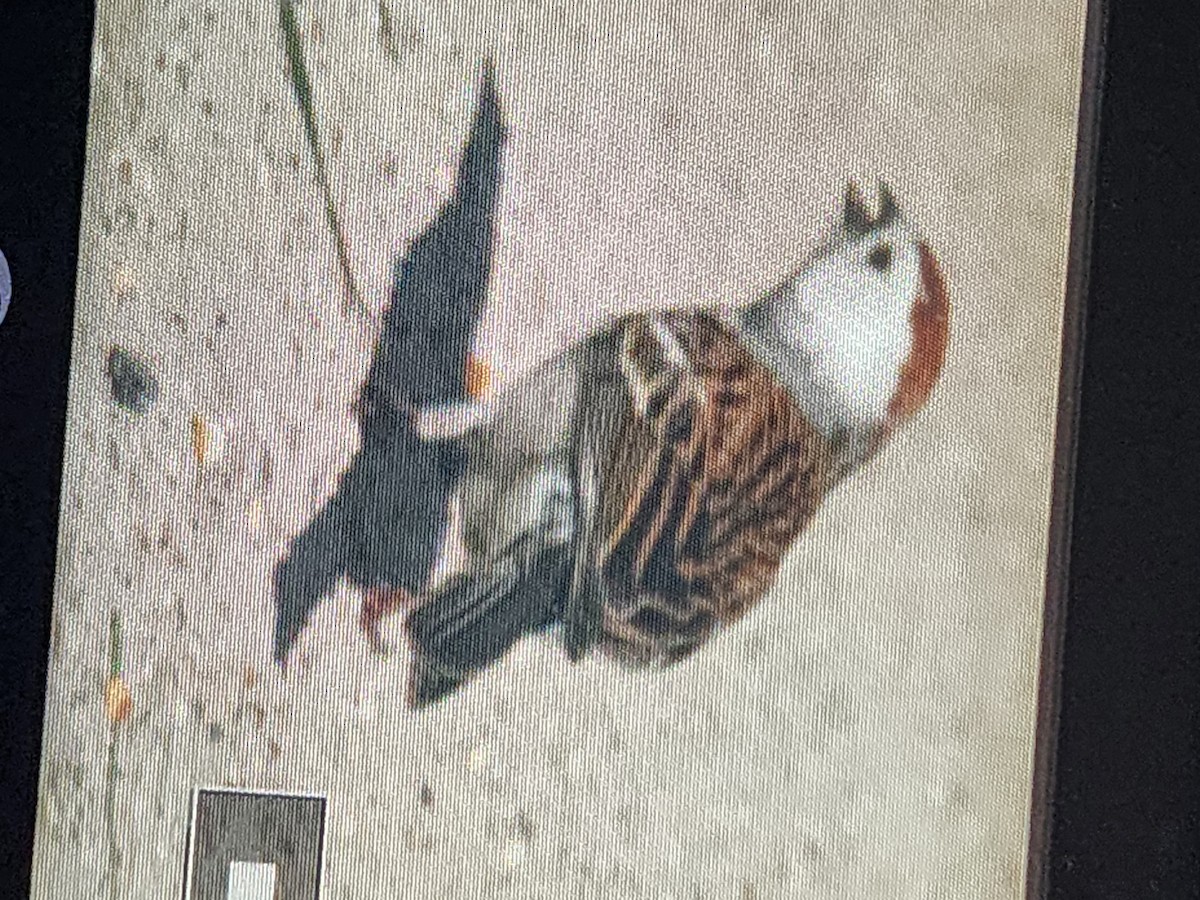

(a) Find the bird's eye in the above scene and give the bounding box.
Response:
[867,242,893,272]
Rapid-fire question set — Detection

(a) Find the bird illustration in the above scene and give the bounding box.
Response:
[395,181,951,708]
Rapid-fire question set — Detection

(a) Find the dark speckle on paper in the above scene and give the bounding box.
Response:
[107,347,159,414]
[515,811,534,839]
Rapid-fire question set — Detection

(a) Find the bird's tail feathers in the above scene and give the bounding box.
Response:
[405,533,570,707]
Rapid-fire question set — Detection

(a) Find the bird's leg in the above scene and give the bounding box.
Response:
[359,587,418,655]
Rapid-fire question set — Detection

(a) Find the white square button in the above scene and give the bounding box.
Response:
[226,861,277,900]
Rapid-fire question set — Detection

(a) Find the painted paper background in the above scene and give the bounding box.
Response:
[32,1,1087,896]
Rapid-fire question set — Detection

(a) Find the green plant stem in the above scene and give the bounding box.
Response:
[109,610,122,678]
[279,0,368,319]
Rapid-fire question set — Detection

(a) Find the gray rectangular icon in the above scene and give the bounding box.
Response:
[183,788,326,900]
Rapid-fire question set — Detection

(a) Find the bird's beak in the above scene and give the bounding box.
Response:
[843,181,872,235]
[877,180,899,224]
[843,179,901,234]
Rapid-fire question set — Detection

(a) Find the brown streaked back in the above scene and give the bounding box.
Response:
[594,311,832,668]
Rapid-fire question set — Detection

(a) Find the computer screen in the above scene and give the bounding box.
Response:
[29,2,1093,897]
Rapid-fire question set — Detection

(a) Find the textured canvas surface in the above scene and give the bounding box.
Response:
[32,1,1088,897]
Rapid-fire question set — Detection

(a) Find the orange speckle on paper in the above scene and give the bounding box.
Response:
[112,264,135,299]
[191,414,209,464]
[191,414,226,466]
[246,498,265,536]
[466,353,491,399]
[105,675,131,723]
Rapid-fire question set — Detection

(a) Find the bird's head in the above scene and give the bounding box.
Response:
[736,181,950,472]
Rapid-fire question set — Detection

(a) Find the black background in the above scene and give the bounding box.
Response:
[1,1,97,895]
[1,0,1197,897]
[1043,1,1200,897]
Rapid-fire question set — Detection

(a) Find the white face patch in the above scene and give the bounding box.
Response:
[743,221,923,437]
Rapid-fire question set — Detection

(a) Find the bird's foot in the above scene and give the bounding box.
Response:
[359,587,416,656]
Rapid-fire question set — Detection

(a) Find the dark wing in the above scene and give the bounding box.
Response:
[561,317,686,661]
[597,311,831,667]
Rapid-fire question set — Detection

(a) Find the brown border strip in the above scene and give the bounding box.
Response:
[1023,0,1109,896]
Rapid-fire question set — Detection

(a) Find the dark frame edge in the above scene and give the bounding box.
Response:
[1022,0,1109,896]
[0,1,99,896]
